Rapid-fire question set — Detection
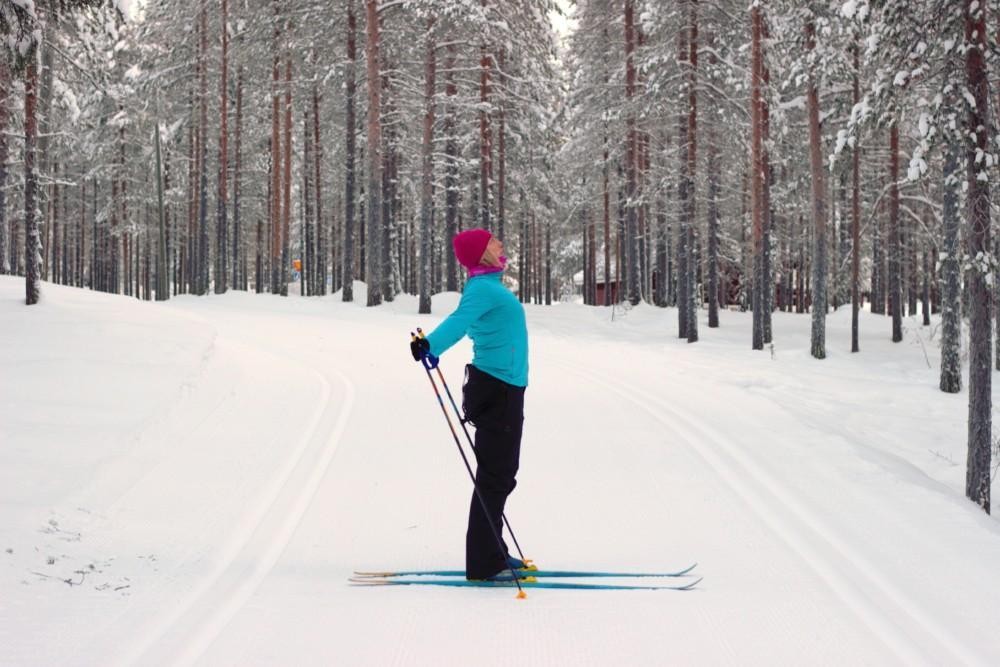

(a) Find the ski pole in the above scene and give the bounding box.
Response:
[415,328,531,568]
[412,333,527,599]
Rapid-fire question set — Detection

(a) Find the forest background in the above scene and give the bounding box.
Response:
[1,0,997,512]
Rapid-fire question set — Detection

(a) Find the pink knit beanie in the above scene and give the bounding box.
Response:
[452,229,492,270]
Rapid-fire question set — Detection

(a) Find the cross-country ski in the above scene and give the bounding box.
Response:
[348,576,703,592]
[352,563,699,579]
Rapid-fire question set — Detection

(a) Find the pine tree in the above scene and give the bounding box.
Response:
[624,0,639,306]
[418,16,435,315]
[0,59,10,275]
[343,0,358,302]
[215,0,230,294]
[24,46,41,305]
[962,0,991,513]
[850,42,861,353]
[364,0,382,307]
[805,14,827,359]
[750,2,765,349]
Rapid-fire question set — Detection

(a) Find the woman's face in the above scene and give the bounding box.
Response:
[481,237,505,268]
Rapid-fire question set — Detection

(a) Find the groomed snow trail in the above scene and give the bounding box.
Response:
[5,279,1000,666]
[555,356,978,665]
[118,336,356,666]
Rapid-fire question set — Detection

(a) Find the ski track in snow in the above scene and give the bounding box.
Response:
[554,356,982,666]
[8,279,1000,665]
[116,331,356,666]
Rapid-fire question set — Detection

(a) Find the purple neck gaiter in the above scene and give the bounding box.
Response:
[468,255,507,277]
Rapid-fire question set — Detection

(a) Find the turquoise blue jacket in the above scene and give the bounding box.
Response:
[426,272,529,387]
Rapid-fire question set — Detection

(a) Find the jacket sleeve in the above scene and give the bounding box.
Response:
[425,283,491,357]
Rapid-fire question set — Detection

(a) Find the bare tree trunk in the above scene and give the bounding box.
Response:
[122,136,130,296]
[624,0,640,306]
[183,88,193,294]
[135,210,142,298]
[871,192,882,313]
[517,193,528,303]
[215,0,229,294]
[196,5,209,295]
[234,61,244,290]
[343,0,357,301]
[134,215,140,298]
[761,20,773,344]
[111,148,121,292]
[479,0,492,230]
[533,211,541,303]
[92,179,100,291]
[281,54,293,296]
[588,206,597,305]
[685,0,699,342]
[332,193,340,293]
[144,205,151,299]
[940,141,961,391]
[444,41,458,291]
[91,179,98,289]
[889,122,903,342]
[255,216,262,292]
[78,182,84,287]
[303,102,313,297]
[602,140,611,304]
[581,205,589,304]
[51,164,59,286]
[707,127,719,327]
[0,60,9,275]
[964,0,992,513]
[365,0,383,306]
[24,53,41,304]
[616,165,625,304]
[908,216,918,317]
[155,109,169,300]
[418,17,436,314]
[806,19,827,359]
[61,169,68,285]
[312,59,325,296]
[545,222,552,304]
[750,3,764,349]
[655,132,668,308]
[38,22,53,284]
[497,47,506,242]
[922,246,931,326]
[836,183,847,310]
[381,68,396,302]
[165,140,176,295]
[270,2,282,295]
[851,43,861,352]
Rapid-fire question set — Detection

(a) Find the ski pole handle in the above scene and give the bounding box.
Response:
[410,330,439,369]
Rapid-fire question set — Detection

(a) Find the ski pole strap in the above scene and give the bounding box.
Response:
[411,330,439,369]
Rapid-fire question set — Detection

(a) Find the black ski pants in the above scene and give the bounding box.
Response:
[461,364,525,579]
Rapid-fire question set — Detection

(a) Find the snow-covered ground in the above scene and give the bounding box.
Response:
[2,274,999,666]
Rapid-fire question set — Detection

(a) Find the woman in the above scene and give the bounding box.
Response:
[410,228,529,580]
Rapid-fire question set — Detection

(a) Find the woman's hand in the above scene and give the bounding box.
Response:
[410,336,439,368]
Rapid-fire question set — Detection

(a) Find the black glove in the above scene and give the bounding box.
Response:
[410,336,431,362]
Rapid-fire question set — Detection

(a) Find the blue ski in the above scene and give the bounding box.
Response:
[353,563,697,579]
[349,576,701,591]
